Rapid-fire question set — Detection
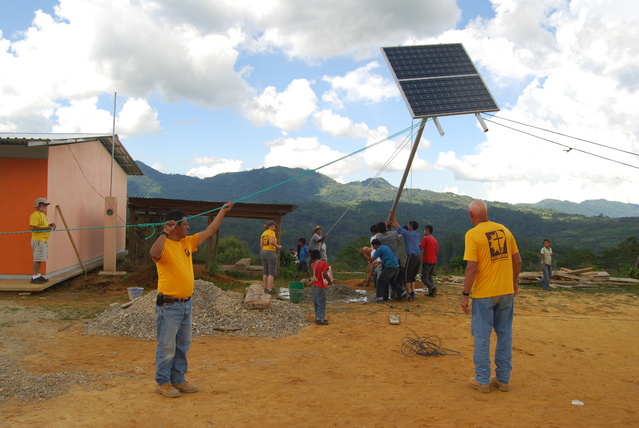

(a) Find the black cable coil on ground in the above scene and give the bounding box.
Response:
[401,327,462,357]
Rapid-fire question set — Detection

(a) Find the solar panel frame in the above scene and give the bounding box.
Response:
[381,43,499,118]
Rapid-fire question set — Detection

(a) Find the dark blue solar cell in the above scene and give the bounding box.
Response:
[381,44,499,118]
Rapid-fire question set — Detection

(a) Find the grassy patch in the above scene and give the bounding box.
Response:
[215,282,252,293]
[40,304,87,321]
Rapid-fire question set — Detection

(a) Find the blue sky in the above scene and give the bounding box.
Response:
[1,0,638,205]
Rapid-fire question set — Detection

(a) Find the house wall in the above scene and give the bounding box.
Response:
[0,140,128,277]
[0,158,49,275]
[47,141,128,273]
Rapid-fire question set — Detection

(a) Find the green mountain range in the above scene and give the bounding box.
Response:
[128,162,639,268]
[523,199,639,218]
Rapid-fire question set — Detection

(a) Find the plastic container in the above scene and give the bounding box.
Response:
[127,287,144,300]
[289,288,304,303]
[288,281,304,303]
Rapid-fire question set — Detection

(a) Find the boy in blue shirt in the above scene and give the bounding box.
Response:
[371,239,408,303]
[295,238,311,281]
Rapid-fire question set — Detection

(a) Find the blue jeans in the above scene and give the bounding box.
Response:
[471,294,514,385]
[374,264,382,289]
[377,266,404,300]
[541,264,552,290]
[313,286,327,320]
[156,300,192,385]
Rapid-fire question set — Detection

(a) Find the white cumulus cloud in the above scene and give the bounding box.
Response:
[186,156,243,178]
[243,79,318,131]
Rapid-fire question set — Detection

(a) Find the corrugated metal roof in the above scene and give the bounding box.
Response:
[0,132,143,175]
[0,132,110,141]
[127,197,297,218]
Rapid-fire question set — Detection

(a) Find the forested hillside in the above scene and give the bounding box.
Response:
[128,162,639,271]
[525,199,639,218]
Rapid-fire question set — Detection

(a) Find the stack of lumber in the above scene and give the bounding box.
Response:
[444,267,639,289]
[518,267,639,289]
[440,276,464,286]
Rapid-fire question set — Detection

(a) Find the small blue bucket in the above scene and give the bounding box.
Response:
[127,287,144,300]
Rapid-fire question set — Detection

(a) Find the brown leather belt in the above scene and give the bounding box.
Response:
[163,295,191,303]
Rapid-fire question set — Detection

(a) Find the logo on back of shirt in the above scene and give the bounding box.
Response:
[485,229,508,262]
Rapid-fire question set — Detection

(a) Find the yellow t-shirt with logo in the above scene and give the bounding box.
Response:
[30,211,50,242]
[154,234,199,298]
[463,221,519,299]
[260,229,277,251]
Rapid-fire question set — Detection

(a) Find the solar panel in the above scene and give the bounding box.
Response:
[381,43,499,118]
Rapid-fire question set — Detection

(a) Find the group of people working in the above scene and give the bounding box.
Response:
[360,211,439,303]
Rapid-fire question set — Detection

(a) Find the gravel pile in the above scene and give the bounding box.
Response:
[84,280,310,340]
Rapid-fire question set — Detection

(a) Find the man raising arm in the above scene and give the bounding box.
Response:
[151,202,234,398]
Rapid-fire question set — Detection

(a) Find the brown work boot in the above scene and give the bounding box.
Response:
[156,383,181,398]
[468,377,490,393]
[490,376,510,392]
[173,381,199,393]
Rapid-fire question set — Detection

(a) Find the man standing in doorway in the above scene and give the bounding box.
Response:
[461,200,522,393]
[150,202,234,398]
[29,198,56,284]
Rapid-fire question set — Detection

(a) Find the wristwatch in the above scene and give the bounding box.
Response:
[160,231,169,238]
[462,291,471,296]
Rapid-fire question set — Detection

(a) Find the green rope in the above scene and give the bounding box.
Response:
[1,122,421,240]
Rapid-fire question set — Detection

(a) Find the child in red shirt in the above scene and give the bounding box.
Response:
[310,250,332,325]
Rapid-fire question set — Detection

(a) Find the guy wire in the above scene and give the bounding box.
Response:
[323,130,415,236]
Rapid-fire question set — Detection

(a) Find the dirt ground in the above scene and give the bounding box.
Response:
[0,270,638,428]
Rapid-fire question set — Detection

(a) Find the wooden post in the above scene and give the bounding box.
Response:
[99,197,126,276]
[55,205,86,276]
[390,118,428,213]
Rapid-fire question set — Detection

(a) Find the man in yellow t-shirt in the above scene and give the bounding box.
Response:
[149,202,233,398]
[461,200,522,394]
[29,198,56,284]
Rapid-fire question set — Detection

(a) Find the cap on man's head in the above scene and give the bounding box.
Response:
[266,220,278,228]
[34,197,50,208]
[313,225,322,232]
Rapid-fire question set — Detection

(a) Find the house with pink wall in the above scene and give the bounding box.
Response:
[0,133,142,291]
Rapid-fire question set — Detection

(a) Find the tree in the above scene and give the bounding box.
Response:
[601,236,639,271]
[560,248,598,270]
[333,235,371,271]
[216,236,253,264]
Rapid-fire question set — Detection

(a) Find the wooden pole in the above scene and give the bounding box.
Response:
[390,118,428,213]
[55,205,86,276]
[205,213,213,270]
